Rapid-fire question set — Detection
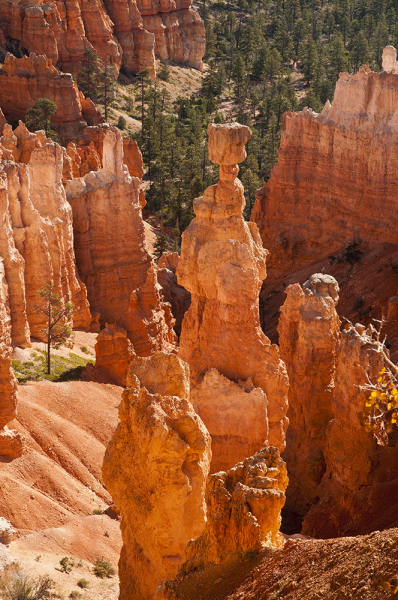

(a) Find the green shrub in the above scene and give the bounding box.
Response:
[93,557,115,579]
[76,579,89,589]
[69,593,82,599]
[117,115,127,130]
[92,508,104,515]
[12,351,94,384]
[0,571,54,600]
[60,557,72,574]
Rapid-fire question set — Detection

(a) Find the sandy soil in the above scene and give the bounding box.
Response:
[0,378,123,598]
[0,380,122,531]
[8,515,121,600]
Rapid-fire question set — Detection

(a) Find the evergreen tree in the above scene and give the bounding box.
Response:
[25,97,57,140]
[77,48,100,102]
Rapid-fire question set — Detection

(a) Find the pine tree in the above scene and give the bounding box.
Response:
[25,98,57,140]
[77,48,100,102]
[97,61,117,121]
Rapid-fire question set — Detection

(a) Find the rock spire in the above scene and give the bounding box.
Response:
[177,122,289,468]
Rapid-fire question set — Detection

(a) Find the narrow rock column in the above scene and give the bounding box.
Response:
[103,352,211,600]
[278,274,340,518]
[0,259,23,458]
[177,123,289,466]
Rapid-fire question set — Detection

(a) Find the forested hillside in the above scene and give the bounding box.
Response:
[80,0,398,250]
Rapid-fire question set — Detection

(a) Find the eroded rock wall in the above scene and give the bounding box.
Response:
[177,123,289,466]
[252,57,398,279]
[157,447,288,599]
[278,274,340,517]
[0,54,104,142]
[66,126,176,358]
[0,0,204,77]
[103,352,211,600]
[302,323,398,538]
[0,258,23,458]
[0,122,92,343]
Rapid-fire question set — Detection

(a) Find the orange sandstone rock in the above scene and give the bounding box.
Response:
[66,127,151,325]
[0,0,204,77]
[190,369,268,473]
[177,123,289,460]
[278,274,340,517]
[0,54,104,143]
[0,259,23,458]
[94,324,134,386]
[118,266,177,356]
[302,323,398,537]
[252,53,398,280]
[157,447,288,598]
[123,138,144,179]
[103,352,211,600]
[157,252,191,338]
[0,0,122,75]
[0,124,92,341]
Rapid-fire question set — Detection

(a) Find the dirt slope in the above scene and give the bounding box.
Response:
[0,380,122,532]
[166,528,398,600]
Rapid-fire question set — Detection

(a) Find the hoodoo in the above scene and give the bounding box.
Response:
[0,0,205,77]
[103,352,211,600]
[177,122,289,469]
[278,274,340,518]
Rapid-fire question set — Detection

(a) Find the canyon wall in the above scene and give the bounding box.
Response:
[177,123,289,470]
[0,0,204,77]
[0,259,23,458]
[103,352,211,600]
[252,54,398,279]
[0,54,104,142]
[278,274,340,517]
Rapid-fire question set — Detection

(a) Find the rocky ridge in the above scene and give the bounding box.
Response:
[0,53,104,142]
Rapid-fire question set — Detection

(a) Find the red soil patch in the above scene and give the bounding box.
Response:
[0,380,122,532]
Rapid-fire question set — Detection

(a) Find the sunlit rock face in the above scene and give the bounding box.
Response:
[252,48,398,279]
[0,0,204,78]
[278,274,340,517]
[103,352,211,600]
[177,122,289,468]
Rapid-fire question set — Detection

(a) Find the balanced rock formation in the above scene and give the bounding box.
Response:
[302,323,398,538]
[103,352,211,600]
[177,123,289,466]
[0,122,92,344]
[278,274,340,518]
[157,447,288,598]
[0,54,104,142]
[252,48,398,280]
[0,0,204,77]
